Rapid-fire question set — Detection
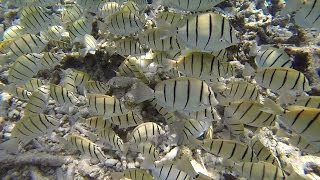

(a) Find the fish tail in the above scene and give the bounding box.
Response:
[0,138,19,154]
[261,98,284,115]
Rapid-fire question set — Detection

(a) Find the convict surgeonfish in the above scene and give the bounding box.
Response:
[255,47,292,68]
[21,78,45,92]
[8,53,43,85]
[288,133,320,155]
[0,113,59,154]
[61,4,83,24]
[196,139,258,162]
[150,98,176,123]
[85,80,109,94]
[0,84,32,101]
[264,98,320,146]
[293,95,320,108]
[123,169,153,180]
[152,164,192,180]
[244,65,311,94]
[3,25,25,40]
[183,106,221,122]
[176,118,211,144]
[251,136,281,167]
[216,80,261,106]
[153,10,184,28]
[105,9,145,36]
[98,1,121,19]
[168,51,235,82]
[127,122,165,144]
[67,17,93,42]
[139,28,183,52]
[157,0,225,12]
[86,94,129,118]
[65,134,107,162]
[108,111,144,128]
[154,77,218,112]
[19,6,58,34]
[39,52,65,70]
[84,116,112,130]
[234,161,287,180]
[49,84,80,107]
[224,101,276,128]
[24,85,50,115]
[41,26,69,41]
[60,68,91,93]
[174,12,238,53]
[114,38,146,57]
[96,127,125,152]
[1,34,48,65]
[137,142,160,161]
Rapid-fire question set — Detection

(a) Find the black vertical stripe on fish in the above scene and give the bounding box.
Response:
[241,145,249,160]
[163,84,167,103]
[44,115,55,126]
[80,139,85,152]
[229,143,237,159]
[270,53,283,67]
[185,80,190,108]
[113,97,116,113]
[262,69,267,83]
[38,114,48,128]
[200,81,204,103]
[186,18,189,41]
[21,121,34,134]
[268,69,276,87]
[218,141,224,154]
[239,83,249,99]
[221,17,225,39]
[204,14,212,48]
[229,25,233,43]
[291,72,301,90]
[191,54,194,75]
[239,103,254,119]
[300,112,320,133]
[29,117,44,133]
[195,15,199,46]
[249,163,253,179]
[261,163,266,180]
[165,165,173,180]
[305,0,317,19]
[291,109,304,126]
[277,69,288,90]
[88,142,93,157]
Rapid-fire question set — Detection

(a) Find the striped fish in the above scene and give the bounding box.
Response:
[139,28,183,52]
[86,94,129,118]
[171,51,234,82]
[234,161,287,180]
[251,137,280,166]
[254,67,311,93]
[294,95,320,108]
[264,98,320,146]
[160,0,225,12]
[152,164,192,180]
[184,106,221,122]
[123,169,153,180]
[0,113,59,153]
[127,122,165,144]
[21,78,45,92]
[289,134,320,155]
[294,0,320,31]
[41,26,69,41]
[79,34,97,57]
[49,84,80,106]
[0,85,32,101]
[99,2,121,18]
[106,9,145,36]
[67,17,93,42]
[96,127,125,152]
[108,111,144,128]
[155,77,218,112]
[177,12,238,52]
[255,47,292,68]
[216,81,261,106]
[198,139,258,162]
[118,56,149,83]
[224,101,276,127]
[66,134,107,162]
[150,98,176,123]
[179,119,211,144]
[61,4,83,24]
[85,80,109,94]
[24,85,49,115]
[8,53,43,85]
[114,38,146,57]
[60,68,91,93]
[138,142,160,161]
[19,6,57,34]
[3,25,25,40]
[85,116,112,130]
[39,52,64,70]
[7,34,48,60]
[225,120,244,136]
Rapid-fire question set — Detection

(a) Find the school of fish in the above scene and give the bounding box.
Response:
[0,0,319,179]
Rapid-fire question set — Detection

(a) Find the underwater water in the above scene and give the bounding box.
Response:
[0,0,319,179]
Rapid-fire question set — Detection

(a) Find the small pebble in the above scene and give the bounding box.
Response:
[105,159,119,167]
